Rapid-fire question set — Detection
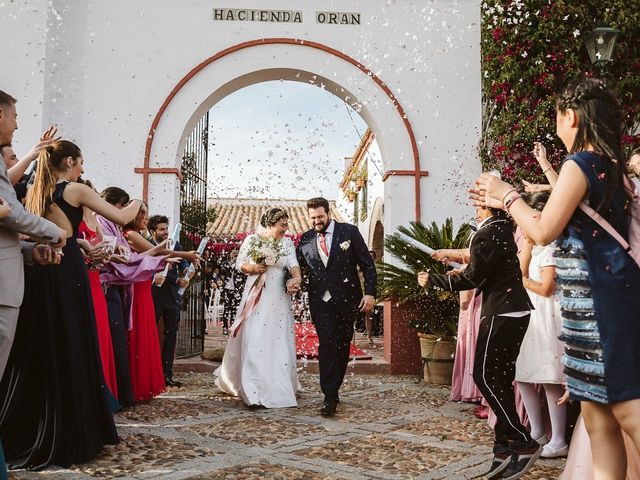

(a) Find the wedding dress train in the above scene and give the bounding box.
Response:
[215,235,299,408]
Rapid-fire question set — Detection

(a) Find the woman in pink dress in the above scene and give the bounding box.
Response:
[451,289,483,403]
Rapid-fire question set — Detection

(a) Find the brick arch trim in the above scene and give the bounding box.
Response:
[137,37,425,220]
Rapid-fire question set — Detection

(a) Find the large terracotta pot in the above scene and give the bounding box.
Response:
[418,332,455,385]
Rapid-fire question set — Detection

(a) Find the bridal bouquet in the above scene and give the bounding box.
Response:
[229,236,284,338]
[247,236,284,267]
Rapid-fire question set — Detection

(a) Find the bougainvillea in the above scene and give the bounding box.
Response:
[481,0,640,182]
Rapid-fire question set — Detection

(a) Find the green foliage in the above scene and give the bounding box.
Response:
[481,1,640,181]
[377,219,472,337]
[181,200,216,230]
[359,184,368,222]
[206,205,218,224]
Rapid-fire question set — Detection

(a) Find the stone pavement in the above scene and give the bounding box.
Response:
[8,371,565,480]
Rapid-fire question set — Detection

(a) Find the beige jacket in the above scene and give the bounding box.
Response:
[0,161,59,307]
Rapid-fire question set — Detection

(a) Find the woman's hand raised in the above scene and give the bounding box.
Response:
[469,173,515,210]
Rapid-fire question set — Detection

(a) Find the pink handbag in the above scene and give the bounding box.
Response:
[579,177,640,268]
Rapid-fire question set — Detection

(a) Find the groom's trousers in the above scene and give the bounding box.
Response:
[311,298,357,400]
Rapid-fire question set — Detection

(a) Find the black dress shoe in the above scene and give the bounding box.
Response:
[321,399,337,417]
[165,377,182,388]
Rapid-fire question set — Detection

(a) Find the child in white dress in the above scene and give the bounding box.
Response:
[515,192,567,458]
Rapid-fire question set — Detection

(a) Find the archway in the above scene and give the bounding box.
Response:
[137,39,426,226]
[141,39,424,374]
[371,221,384,261]
[368,197,385,261]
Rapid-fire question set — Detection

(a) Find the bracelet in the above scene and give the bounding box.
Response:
[504,193,523,211]
[501,188,517,208]
[542,166,552,174]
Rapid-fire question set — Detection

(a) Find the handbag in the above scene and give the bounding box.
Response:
[578,176,640,268]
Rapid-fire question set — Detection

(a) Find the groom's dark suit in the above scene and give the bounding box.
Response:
[296,221,376,400]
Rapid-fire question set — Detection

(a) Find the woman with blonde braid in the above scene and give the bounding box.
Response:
[0,140,141,470]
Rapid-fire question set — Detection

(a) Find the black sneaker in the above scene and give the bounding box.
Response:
[500,440,542,480]
[483,444,512,479]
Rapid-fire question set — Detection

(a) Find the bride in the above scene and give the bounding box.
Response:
[215,208,302,408]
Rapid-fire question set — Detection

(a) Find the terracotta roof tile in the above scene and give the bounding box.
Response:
[206,198,345,238]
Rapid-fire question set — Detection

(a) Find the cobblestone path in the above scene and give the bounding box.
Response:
[9,372,565,479]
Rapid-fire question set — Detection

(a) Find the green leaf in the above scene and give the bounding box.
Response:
[377,219,472,337]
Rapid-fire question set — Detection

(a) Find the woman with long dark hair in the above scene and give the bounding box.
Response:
[97,188,168,406]
[122,202,166,402]
[76,178,119,403]
[474,76,640,479]
[0,140,141,469]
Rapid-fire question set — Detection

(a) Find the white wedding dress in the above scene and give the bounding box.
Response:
[214,234,300,408]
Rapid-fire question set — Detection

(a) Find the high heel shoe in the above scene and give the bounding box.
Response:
[473,406,489,419]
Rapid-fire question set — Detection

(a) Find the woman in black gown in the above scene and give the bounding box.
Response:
[0,140,141,469]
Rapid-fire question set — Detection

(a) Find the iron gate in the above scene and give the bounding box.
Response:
[177,112,209,358]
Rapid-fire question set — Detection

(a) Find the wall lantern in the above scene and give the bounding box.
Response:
[585,24,620,65]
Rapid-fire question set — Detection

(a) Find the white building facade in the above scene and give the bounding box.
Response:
[5,0,481,232]
[5,0,482,372]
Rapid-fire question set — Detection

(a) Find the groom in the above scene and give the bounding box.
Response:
[297,197,376,417]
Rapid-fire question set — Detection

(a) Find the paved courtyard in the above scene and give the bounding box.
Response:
[9,368,565,480]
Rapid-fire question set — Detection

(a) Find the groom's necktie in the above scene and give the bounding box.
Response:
[317,233,332,302]
[318,233,329,257]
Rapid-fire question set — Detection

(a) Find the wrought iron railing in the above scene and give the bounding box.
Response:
[177,278,206,358]
[176,111,209,357]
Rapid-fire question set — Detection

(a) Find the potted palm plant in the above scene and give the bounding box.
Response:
[377,218,472,384]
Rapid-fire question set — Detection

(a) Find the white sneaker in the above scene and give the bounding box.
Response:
[534,434,549,446]
[541,444,569,458]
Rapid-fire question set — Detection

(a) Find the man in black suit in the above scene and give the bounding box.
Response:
[148,215,194,387]
[296,197,376,417]
[418,205,539,479]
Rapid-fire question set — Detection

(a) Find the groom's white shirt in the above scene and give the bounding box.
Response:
[316,220,335,301]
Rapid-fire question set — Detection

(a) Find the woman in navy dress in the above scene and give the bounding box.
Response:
[0,140,141,469]
[474,77,640,479]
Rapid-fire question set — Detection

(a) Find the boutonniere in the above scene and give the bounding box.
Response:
[340,240,351,251]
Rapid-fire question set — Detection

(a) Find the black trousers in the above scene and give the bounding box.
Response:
[473,314,532,447]
[104,285,134,407]
[311,298,357,400]
[154,301,180,379]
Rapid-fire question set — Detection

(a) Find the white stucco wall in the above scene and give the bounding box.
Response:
[4,0,481,232]
[2,0,49,152]
[337,139,384,243]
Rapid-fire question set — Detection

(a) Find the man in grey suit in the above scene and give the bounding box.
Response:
[0,90,65,379]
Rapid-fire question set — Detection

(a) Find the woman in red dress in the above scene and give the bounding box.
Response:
[77,179,119,401]
[123,202,165,402]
